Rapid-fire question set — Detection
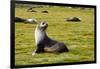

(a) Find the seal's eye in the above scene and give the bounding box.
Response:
[42,22,45,25]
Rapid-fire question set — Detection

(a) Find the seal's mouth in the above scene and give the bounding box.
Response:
[45,23,48,27]
[43,23,48,30]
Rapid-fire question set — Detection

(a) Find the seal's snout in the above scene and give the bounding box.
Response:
[45,23,48,27]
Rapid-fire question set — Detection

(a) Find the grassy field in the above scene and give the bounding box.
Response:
[15,5,95,66]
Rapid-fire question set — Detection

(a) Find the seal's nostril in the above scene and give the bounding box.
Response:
[46,24,48,26]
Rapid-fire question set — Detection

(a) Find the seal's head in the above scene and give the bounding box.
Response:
[37,21,48,31]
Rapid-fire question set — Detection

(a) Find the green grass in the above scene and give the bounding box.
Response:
[15,6,95,66]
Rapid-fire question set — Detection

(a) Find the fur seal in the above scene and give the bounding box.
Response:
[66,17,81,22]
[15,17,37,24]
[41,10,48,13]
[32,21,69,55]
[25,18,37,23]
[15,17,25,22]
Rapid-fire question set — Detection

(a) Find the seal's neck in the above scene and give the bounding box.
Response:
[35,26,48,44]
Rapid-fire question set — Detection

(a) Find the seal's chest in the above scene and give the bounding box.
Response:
[35,30,45,44]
